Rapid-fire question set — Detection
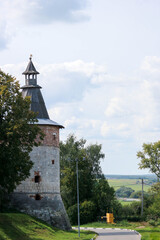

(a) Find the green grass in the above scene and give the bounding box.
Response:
[119,200,134,205]
[108,179,151,192]
[80,222,160,240]
[0,213,95,240]
[138,228,160,240]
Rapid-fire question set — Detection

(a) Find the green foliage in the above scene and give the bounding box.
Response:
[67,204,78,225]
[0,71,43,207]
[147,184,160,221]
[130,190,149,199]
[60,134,116,224]
[115,186,134,198]
[60,135,96,208]
[137,141,160,178]
[80,201,96,224]
[117,219,131,227]
[115,201,142,221]
[130,191,142,198]
[115,189,160,222]
[93,177,115,216]
[60,134,105,208]
[68,201,96,225]
[150,182,160,193]
[148,219,160,226]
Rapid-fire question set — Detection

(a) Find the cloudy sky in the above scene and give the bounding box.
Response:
[1,0,160,175]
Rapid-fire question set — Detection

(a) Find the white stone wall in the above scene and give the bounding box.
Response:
[15,145,60,193]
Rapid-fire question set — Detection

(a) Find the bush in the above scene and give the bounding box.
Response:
[67,200,96,225]
[149,219,158,226]
[114,201,143,222]
[67,204,77,225]
[117,220,131,227]
[80,201,96,224]
[130,191,142,199]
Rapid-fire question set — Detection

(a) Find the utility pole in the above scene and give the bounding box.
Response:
[76,158,80,237]
[141,178,144,217]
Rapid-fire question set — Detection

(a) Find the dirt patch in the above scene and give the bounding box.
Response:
[136,226,145,229]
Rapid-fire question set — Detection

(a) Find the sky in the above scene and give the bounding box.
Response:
[1,0,160,175]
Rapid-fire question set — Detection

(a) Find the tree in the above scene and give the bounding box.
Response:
[115,186,134,198]
[60,134,105,208]
[137,141,160,178]
[60,134,116,224]
[0,70,43,206]
[146,182,160,220]
[93,176,115,216]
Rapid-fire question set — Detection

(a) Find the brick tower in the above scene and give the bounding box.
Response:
[11,56,71,230]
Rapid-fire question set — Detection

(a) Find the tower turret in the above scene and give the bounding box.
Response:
[11,57,71,230]
[22,55,39,85]
[21,55,49,119]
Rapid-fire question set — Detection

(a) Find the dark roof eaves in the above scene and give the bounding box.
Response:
[39,123,64,128]
[21,85,42,89]
[37,118,64,128]
[22,71,40,75]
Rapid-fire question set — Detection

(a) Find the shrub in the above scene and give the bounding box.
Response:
[67,200,96,225]
[149,219,158,226]
[67,204,77,225]
[80,201,96,224]
[117,220,131,227]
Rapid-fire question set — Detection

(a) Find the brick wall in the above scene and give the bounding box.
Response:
[38,125,60,147]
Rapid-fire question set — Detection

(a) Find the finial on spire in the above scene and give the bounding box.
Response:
[23,55,39,75]
[29,54,33,61]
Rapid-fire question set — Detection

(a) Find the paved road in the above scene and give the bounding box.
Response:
[74,227,141,240]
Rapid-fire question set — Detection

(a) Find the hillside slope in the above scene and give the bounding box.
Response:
[0,213,94,240]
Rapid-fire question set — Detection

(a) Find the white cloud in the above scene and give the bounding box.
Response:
[0,0,90,50]
[22,0,90,24]
[2,56,160,174]
[100,122,110,137]
[141,56,160,74]
[105,98,124,117]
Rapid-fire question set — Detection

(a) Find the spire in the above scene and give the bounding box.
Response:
[21,56,64,128]
[21,56,49,119]
[23,54,39,75]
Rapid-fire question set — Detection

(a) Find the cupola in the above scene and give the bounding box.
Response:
[22,54,39,86]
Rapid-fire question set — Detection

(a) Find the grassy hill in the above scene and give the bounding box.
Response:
[105,174,156,192]
[0,213,95,240]
[107,178,151,192]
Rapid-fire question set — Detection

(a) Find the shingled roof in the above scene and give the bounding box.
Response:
[21,86,50,119]
[22,55,39,75]
[21,56,64,128]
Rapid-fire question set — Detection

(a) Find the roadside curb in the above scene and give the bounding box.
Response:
[72,227,141,239]
[72,227,97,240]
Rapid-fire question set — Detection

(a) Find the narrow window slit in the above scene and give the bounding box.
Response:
[35,175,40,183]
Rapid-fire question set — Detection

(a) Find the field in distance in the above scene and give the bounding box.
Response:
[106,174,156,192]
[107,178,151,191]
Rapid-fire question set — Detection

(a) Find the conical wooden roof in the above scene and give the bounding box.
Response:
[21,57,64,128]
[22,56,39,75]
